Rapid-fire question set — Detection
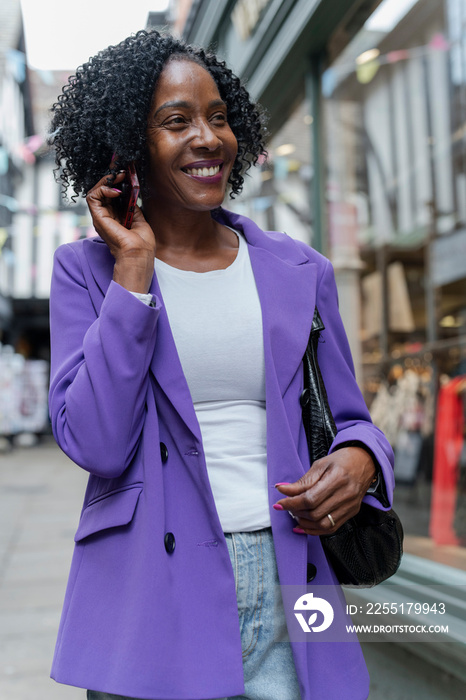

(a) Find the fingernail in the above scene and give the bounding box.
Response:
[111,188,121,193]
[292,527,306,535]
[274,482,290,488]
[273,503,284,511]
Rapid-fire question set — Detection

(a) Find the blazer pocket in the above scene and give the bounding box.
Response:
[74,484,143,542]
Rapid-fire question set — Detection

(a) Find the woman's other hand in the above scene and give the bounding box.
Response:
[274,447,376,535]
[86,171,156,293]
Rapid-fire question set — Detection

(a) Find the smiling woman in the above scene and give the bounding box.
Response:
[47,28,395,700]
[48,33,262,203]
[143,59,238,224]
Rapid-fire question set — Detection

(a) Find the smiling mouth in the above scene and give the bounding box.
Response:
[182,164,223,178]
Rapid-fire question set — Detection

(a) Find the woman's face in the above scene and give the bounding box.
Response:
[145,59,238,213]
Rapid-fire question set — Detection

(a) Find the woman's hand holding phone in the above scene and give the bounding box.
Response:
[86,169,156,294]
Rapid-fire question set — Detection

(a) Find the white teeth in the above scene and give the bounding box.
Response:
[185,165,220,177]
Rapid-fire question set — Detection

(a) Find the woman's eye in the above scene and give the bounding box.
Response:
[165,116,187,127]
[212,113,227,123]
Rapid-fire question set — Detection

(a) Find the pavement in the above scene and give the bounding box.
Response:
[0,438,86,700]
[1,439,466,700]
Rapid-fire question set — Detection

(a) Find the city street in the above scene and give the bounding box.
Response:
[2,0,466,698]
[1,439,466,700]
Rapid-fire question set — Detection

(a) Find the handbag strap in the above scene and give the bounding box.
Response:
[302,307,337,464]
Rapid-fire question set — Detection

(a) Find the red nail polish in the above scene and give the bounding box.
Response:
[273,503,284,511]
[275,482,290,487]
[292,527,306,535]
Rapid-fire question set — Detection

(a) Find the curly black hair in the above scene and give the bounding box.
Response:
[48,30,266,202]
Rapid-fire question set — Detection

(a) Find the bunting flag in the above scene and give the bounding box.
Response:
[252,196,274,211]
[323,33,450,95]
[6,49,26,83]
[0,229,8,251]
[356,59,380,84]
[0,194,19,212]
[12,134,46,164]
[0,148,8,176]
[386,49,410,63]
[36,69,55,86]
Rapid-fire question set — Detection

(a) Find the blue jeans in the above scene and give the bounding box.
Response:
[87,528,301,700]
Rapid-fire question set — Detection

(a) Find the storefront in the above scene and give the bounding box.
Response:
[319,0,466,565]
[182,0,466,679]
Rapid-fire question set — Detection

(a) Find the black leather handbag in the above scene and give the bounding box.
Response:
[301,307,403,587]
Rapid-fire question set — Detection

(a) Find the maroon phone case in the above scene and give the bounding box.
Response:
[121,163,140,229]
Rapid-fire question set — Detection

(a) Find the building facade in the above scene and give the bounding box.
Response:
[0,1,91,441]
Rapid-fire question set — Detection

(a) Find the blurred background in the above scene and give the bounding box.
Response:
[1,0,466,698]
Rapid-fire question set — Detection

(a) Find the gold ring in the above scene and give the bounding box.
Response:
[327,513,336,528]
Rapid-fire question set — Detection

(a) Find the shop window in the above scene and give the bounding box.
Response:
[324,0,466,566]
[235,98,314,246]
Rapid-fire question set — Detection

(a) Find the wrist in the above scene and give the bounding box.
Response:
[333,440,377,483]
[333,441,390,507]
[113,257,154,294]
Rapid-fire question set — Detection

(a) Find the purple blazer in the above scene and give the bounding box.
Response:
[49,208,394,700]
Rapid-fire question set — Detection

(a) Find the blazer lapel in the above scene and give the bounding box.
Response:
[248,245,317,396]
[147,272,202,441]
[214,209,318,397]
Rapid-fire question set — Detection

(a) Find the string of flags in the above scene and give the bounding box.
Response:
[0,136,46,175]
[322,33,450,97]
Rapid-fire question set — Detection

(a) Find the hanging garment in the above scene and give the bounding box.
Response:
[430,377,464,545]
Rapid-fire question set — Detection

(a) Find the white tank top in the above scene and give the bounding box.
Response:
[155,230,270,532]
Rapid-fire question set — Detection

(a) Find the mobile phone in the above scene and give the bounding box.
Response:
[117,162,140,229]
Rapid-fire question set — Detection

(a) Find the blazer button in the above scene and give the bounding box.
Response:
[307,563,317,582]
[300,388,310,407]
[160,442,169,464]
[164,532,176,554]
